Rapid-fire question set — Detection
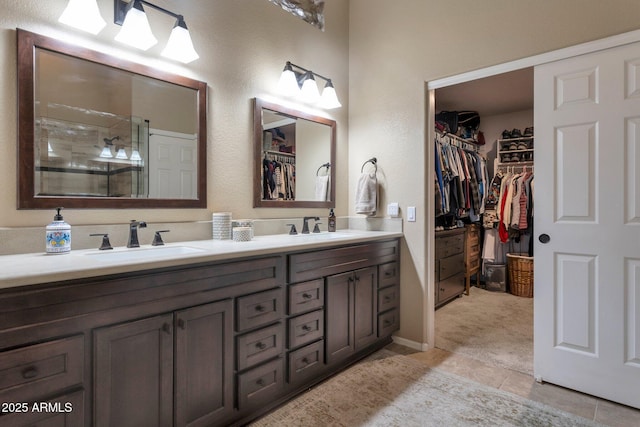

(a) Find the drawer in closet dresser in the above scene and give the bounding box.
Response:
[0,335,84,403]
[438,252,465,281]
[288,309,323,350]
[435,233,465,259]
[236,323,284,371]
[236,288,284,332]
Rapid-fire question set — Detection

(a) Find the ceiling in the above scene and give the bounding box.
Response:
[435,67,533,117]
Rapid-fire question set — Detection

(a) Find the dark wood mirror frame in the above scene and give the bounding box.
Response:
[17,29,208,209]
[253,98,336,208]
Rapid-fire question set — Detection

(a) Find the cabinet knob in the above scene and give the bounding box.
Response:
[256,378,265,387]
[162,323,171,334]
[22,366,38,379]
[384,270,394,277]
[302,293,313,300]
[301,324,312,332]
[301,357,309,365]
[255,304,265,312]
[177,318,185,329]
[255,342,267,350]
[383,320,392,327]
[384,296,391,302]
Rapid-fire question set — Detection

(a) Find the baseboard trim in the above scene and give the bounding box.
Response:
[392,335,431,352]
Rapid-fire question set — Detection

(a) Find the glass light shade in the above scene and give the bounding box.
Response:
[115,148,128,159]
[115,1,157,50]
[99,146,113,158]
[130,150,142,161]
[300,72,320,103]
[58,0,106,35]
[319,81,342,109]
[277,67,300,97]
[161,20,199,63]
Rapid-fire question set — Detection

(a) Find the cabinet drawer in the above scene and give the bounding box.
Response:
[439,253,464,280]
[378,262,398,289]
[289,240,399,282]
[378,309,399,337]
[378,285,399,313]
[236,288,284,332]
[288,310,323,350]
[0,335,84,403]
[288,279,324,315]
[287,340,324,385]
[237,358,284,410]
[236,323,284,371]
[1,388,84,427]
[438,272,465,303]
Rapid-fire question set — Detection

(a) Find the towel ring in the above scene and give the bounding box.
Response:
[361,157,377,173]
[316,162,331,176]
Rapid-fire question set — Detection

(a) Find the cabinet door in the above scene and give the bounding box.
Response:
[175,300,233,427]
[325,271,354,364]
[354,267,377,350]
[94,315,173,427]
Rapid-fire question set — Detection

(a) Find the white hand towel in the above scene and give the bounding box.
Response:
[355,172,377,216]
[315,175,329,201]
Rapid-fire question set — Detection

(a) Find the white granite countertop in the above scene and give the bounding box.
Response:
[0,230,402,290]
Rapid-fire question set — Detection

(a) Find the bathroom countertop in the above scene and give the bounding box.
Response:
[0,230,403,290]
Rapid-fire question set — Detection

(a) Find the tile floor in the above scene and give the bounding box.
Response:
[386,343,640,427]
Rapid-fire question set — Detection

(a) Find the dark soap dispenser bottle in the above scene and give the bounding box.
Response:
[328,209,336,232]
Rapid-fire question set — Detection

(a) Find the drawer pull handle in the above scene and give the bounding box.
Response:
[255,305,265,312]
[383,320,392,327]
[384,296,391,302]
[162,323,171,334]
[256,378,265,387]
[384,270,394,277]
[354,276,360,282]
[177,318,185,329]
[302,293,313,300]
[301,325,312,332]
[255,342,267,350]
[301,357,309,365]
[22,367,38,379]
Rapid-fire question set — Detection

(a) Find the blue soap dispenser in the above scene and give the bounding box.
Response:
[46,207,71,254]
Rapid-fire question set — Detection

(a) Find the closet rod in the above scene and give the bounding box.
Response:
[435,131,479,153]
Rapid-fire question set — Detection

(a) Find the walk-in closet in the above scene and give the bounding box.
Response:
[433,67,535,375]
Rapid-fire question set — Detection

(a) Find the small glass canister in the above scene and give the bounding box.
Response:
[232,219,254,240]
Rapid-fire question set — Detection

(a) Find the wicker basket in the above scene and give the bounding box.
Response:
[507,253,534,298]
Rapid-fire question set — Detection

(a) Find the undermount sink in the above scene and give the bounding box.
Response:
[291,231,352,239]
[83,245,206,262]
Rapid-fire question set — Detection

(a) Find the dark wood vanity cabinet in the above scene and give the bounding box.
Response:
[0,238,400,426]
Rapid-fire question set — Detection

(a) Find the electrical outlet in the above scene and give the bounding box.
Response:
[407,206,416,222]
[387,202,399,217]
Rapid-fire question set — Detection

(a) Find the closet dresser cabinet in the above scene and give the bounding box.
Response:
[0,237,399,427]
[435,228,466,308]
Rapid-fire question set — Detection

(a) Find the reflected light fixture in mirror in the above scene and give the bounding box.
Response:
[114,0,199,63]
[277,61,342,109]
[58,0,106,35]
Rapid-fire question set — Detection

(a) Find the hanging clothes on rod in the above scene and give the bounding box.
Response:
[434,132,487,224]
[262,151,296,200]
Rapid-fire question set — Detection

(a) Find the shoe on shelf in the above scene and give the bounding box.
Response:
[511,128,522,138]
[509,142,518,150]
[517,142,528,150]
[501,129,511,139]
[523,126,534,137]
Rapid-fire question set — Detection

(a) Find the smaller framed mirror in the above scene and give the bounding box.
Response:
[254,98,336,208]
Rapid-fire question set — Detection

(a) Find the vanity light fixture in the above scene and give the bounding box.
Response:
[277,62,342,109]
[99,146,114,159]
[58,0,107,35]
[114,0,199,63]
[115,147,128,159]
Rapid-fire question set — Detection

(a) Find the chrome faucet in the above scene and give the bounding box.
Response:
[301,216,320,234]
[127,220,147,248]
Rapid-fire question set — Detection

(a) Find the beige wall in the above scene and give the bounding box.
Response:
[348,0,640,345]
[0,0,349,228]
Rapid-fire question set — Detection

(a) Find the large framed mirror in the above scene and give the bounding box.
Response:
[17,29,207,209]
[254,98,336,208]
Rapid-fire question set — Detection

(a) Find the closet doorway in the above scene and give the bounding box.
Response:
[432,68,535,376]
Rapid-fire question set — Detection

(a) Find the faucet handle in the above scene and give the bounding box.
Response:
[286,224,298,235]
[152,230,170,246]
[313,223,322,233]
[90,233,113,250]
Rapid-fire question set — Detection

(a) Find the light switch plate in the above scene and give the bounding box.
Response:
[387,202,399,217]
[407,206,416,222]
